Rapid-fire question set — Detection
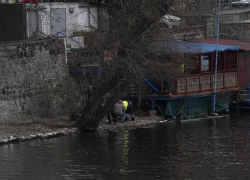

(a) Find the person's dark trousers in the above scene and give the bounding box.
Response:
[125,105,132,115]
[107,112,112,124]
[108,112,117,124]
[125,105,134,121]
[111,112,117,123]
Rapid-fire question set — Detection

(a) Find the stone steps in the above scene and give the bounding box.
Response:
[239,94,249,99]
[240,90,249,94]
[238,86,250,101]
[240,99,250,102]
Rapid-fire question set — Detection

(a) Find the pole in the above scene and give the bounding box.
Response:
[249,82,250,105]
[151,100,155,111]
[187,96,191,117]
[212,0,221,114]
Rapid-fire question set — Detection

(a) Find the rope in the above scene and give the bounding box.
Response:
[213,0,221,113]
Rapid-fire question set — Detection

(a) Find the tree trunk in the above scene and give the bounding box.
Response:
[76,74,130,131]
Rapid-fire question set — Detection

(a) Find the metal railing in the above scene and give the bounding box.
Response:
[56,32,79,43]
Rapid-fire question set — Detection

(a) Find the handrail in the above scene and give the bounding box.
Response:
[130,66,160,92]
[142,76,159,92]
[57,32,79,43]
[147,75,162,87]
[176,72,238,94]
[143,73,162,87]
[151,78,162,87]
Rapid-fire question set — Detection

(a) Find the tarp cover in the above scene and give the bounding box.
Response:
[154,41,240,54]
[165,96,229,119]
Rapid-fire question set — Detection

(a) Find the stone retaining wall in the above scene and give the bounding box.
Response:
[0,39,82,121]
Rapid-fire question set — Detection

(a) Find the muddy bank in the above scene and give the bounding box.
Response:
[97,114,230,131]
[0,115,164,144]
[0,117,78,144]
[98,115,164,131]
[0,114,229,145]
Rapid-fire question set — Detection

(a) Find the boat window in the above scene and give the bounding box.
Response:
[201,55,210,71]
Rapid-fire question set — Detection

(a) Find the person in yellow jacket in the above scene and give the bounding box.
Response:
[180,64,184,73]
[122,101,135,121]
[122,101,128,111]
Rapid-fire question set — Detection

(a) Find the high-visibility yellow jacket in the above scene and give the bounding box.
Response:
[122,101,128,111]
[180,64,184,73]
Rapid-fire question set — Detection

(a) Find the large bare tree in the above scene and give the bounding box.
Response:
[72,0,203,131]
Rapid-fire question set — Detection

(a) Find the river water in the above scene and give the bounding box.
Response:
[1,113,250,180]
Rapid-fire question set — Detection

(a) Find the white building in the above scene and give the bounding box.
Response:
[39,3,98,35]
[37,2,107,48]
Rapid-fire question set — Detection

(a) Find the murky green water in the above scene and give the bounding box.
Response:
[1,113,250,179]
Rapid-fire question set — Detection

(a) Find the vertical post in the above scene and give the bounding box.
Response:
[212,0,221,114]
[151,100,155,111]
[199,54,201,74]
[150,100,157,116]
[229,0,232,9]
[187,96,191,117]
[36,6,39,36]
[161,80,163,91]
[223,52,225,71]
[211,53,214,72]
[237,50,239,86]
[249,83,250,105]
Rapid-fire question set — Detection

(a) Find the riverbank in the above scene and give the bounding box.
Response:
[0,114,229,145]
[0,117,79,144]
[98,115,163,131]
[0,115,164,144]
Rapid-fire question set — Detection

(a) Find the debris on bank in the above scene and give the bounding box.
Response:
[98,115,163,131]
[0,128,79,145]
[0,117,79,145]
[97,114,230,131]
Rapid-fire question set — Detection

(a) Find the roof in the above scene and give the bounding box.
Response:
[154,41,240,54]
[192,38,250,51]
[222,19,250,24]
[219,8,250,15]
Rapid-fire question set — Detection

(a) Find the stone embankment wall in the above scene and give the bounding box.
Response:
[207,10,250,40]
[156,26,205,41]
[0,39,82,121]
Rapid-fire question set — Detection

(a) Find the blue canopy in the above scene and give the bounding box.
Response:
[154,41,240,53]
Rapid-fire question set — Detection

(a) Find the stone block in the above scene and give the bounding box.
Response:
[150,111,157,116]
[0,39,76,122]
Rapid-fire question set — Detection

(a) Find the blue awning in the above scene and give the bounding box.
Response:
[154,41,240,53]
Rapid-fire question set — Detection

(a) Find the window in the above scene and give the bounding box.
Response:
[201,55,209,71]
[225,51,237,70]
